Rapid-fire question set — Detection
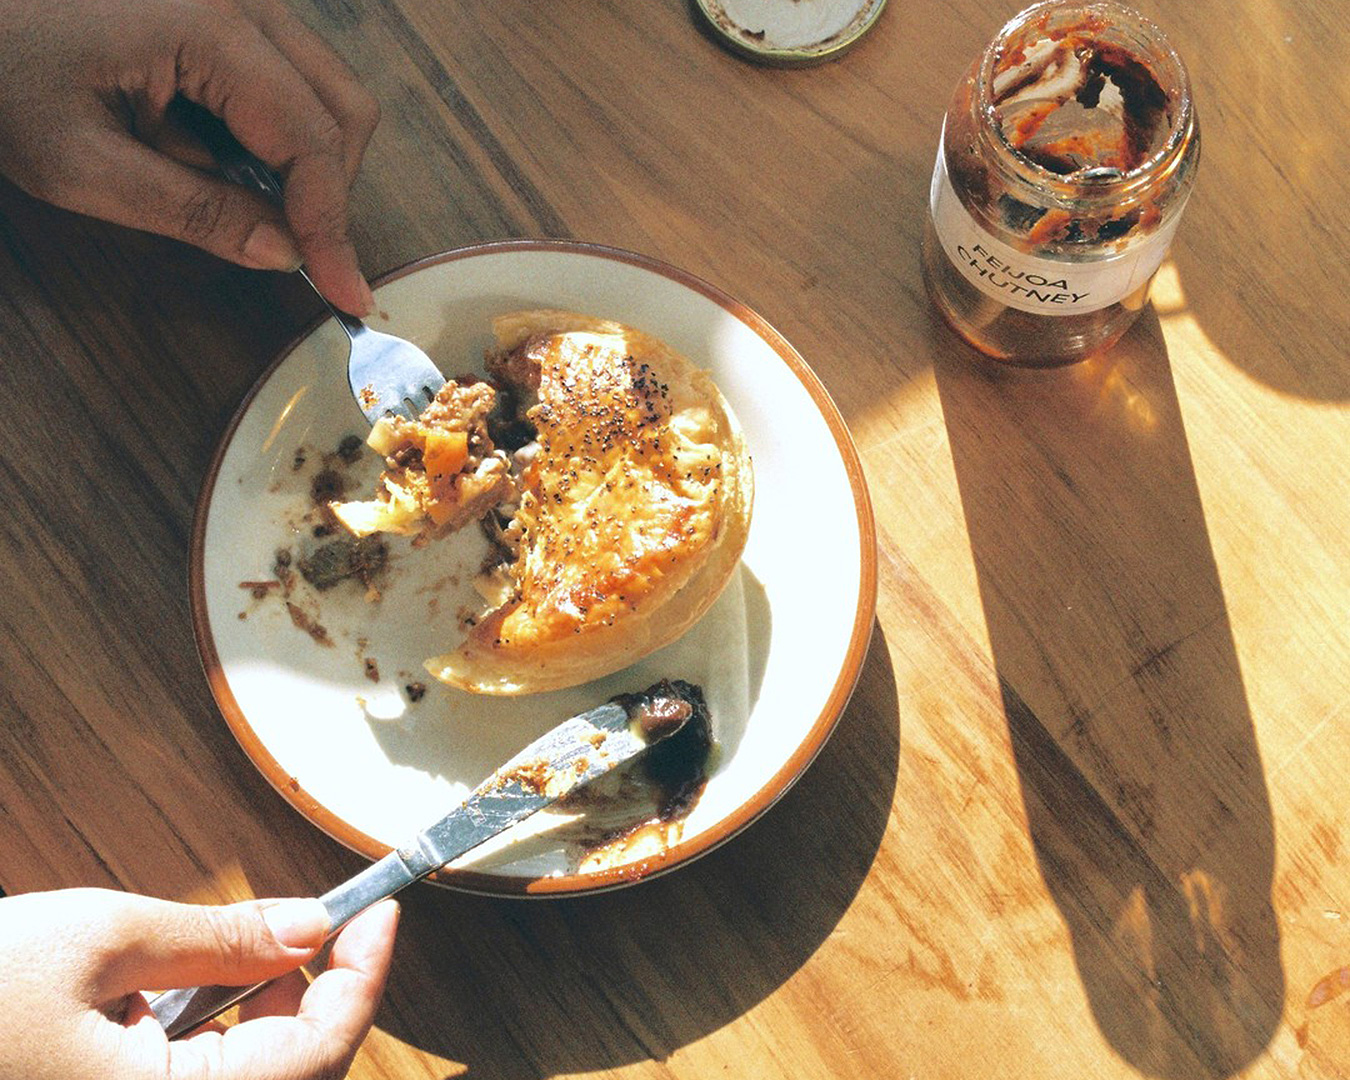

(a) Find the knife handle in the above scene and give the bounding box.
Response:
[149,849,424,1039]
[318,844,430,928]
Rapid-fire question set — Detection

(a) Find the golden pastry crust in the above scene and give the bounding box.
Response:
[334,309,752,695]
[426,312,750,693]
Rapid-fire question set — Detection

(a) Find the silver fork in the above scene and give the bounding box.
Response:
[170,98,445,425]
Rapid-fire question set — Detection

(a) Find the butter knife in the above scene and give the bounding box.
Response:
[150,679,704,1038]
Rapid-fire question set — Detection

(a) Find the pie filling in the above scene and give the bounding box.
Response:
[330,327,729,655]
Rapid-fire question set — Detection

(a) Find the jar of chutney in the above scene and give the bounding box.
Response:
[921,1,1200,366]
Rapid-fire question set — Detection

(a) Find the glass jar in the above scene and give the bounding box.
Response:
[921,1,1200,367]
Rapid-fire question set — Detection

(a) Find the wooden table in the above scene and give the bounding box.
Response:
[2,0,1347,1076]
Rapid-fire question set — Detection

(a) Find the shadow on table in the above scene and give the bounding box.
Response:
[368,620,898,1078]
[0,177,895,1074]
[930,309,1283,1077]
[1165,0,1350,404]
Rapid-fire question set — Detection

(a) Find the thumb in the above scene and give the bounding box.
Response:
[65,127,303,272]
[93,894,329,1001]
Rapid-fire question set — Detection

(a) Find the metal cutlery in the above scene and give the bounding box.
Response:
[148,679,704,1038]
[169,97,445,425]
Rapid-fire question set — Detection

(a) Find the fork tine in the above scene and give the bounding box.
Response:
[393,383,438,419]
[414,384,439,411]
[383,399,421,424]
[171,101,448,432]
[347,331,446,427]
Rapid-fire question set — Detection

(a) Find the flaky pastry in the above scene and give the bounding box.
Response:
[331,310,753,695]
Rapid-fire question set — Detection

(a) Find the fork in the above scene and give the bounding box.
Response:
[169,98,445,425]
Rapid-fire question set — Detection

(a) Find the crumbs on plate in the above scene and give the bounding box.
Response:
[238,434,400,681]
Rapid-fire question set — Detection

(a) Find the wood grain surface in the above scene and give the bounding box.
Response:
[1,0,1347,1077]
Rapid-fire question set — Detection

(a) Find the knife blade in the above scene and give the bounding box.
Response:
[150,678,704,1038]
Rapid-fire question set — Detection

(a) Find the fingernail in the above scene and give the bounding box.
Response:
[261,898,329,949]
[243,222,303,270]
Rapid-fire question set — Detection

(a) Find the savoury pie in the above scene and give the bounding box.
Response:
[332,310,752,694]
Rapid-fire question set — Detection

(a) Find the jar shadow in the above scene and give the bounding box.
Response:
[930,309,1283,1077]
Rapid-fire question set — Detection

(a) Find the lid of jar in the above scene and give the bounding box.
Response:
[694,0,886,66]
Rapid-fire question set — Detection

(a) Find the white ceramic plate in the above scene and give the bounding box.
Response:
[192,240,875,895]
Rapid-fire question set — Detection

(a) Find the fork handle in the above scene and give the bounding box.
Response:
[166,96,367,337]
[295,268,367,341]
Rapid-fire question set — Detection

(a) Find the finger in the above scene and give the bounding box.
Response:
[237,0,380,181]
[124,88,219,173]
[91,893,329,1000]
[236,968,309,1022]
[166,901,399,1080]
[175,11,373,313]
[297,899,400,1043]
[141,121,221,174]
[43,128,303,273]
[281,149,373,315]
[121,992,156,1026]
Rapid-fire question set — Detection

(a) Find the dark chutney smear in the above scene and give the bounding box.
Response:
[616,679,713,823]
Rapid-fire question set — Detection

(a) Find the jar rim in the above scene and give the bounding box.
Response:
[973,0,1195,204]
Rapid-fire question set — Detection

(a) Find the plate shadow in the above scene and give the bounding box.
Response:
[364,619,898,1077]
[361,562,773,878]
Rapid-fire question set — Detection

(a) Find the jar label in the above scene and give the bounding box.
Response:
[928,141,1181,316]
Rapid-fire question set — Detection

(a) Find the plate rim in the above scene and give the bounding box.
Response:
[190,238,878,897]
